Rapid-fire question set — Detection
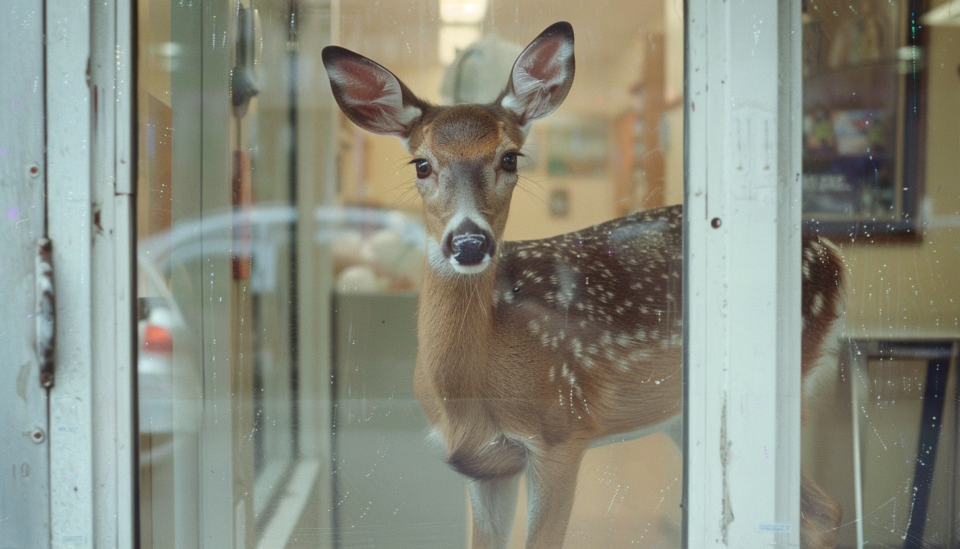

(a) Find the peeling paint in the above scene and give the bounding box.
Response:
[17,362,30,404]
[720,395,734,544]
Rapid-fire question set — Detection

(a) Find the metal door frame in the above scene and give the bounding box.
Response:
[0,1,52,546]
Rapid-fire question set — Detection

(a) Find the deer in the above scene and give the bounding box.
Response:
[322,21,844,549]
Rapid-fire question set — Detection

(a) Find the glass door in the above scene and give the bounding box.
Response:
[136,1,335,545]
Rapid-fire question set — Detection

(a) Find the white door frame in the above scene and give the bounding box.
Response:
[684,0,804,546]
[46,0,137,547]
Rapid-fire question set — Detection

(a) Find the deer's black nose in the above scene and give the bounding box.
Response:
[451,234,487,265]
[444,219,494,267]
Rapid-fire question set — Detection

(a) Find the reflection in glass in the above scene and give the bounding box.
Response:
[801,2,960,548]
[801,0,927,239]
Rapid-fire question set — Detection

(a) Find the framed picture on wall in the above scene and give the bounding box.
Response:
[801,0,927,241]
[546,116,610,178]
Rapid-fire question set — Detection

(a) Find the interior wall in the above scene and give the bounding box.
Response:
[662,0,684,207]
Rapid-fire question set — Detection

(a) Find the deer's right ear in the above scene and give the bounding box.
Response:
[322,46,424,138]
[500,22,575,129]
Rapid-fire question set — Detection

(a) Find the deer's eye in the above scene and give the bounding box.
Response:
[500,152,519,172]
[413,159,432,179]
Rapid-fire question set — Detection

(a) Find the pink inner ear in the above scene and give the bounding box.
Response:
[335,60,391,103]
[353,103,388,121]
[520,37,566,83]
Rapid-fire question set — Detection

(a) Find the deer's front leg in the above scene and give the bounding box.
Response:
[800,469,842,549]
[469,474,522,549]
[524,443,586,549]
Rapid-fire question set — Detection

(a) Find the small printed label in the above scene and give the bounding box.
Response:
[758,523,791,533]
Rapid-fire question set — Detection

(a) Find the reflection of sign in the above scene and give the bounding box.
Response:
[803,109,885,157]
[804,173,848,192]
[802,155,893,217]
[803,173,856,215]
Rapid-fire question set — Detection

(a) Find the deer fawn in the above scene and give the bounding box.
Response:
[323,21,843,549]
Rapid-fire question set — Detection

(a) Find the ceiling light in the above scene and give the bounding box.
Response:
[439,25,481,64]
[440,0,488,24]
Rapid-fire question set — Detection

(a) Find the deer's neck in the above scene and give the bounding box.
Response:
[416,264,499,401]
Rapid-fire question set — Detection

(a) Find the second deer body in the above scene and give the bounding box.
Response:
[324,22,843,549]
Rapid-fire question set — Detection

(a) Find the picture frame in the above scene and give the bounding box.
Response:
[801,0,927,241]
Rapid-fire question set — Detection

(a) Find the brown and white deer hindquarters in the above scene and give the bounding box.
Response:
[322,22,843,549]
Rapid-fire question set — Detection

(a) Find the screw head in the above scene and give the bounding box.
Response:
[29,428,45,443]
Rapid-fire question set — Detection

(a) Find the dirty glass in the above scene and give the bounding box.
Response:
[800,0,960,547]
[136,0,686,547]
[324,4,685,547]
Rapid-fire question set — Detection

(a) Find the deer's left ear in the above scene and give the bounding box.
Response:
[499,22,575,128]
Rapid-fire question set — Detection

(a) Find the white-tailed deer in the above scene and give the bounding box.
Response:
[323,22,843,549]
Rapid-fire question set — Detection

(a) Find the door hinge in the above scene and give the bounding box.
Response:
[36,237,55,388]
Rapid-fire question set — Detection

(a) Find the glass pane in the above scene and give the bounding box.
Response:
[801,1,960,547]
[136,0,310,544]
[327,5,685,548]
[135,0,688,547]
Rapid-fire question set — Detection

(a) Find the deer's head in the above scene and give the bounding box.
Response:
[322,22,575,275]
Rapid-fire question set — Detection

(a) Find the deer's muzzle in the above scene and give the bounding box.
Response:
[443,218,495,271]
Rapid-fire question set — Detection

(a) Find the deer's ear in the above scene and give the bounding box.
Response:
[499,22,575,128]
[322,46,425,138]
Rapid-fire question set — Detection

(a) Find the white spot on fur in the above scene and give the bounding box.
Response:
[556,264,576,307]
[811,293,824,316]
